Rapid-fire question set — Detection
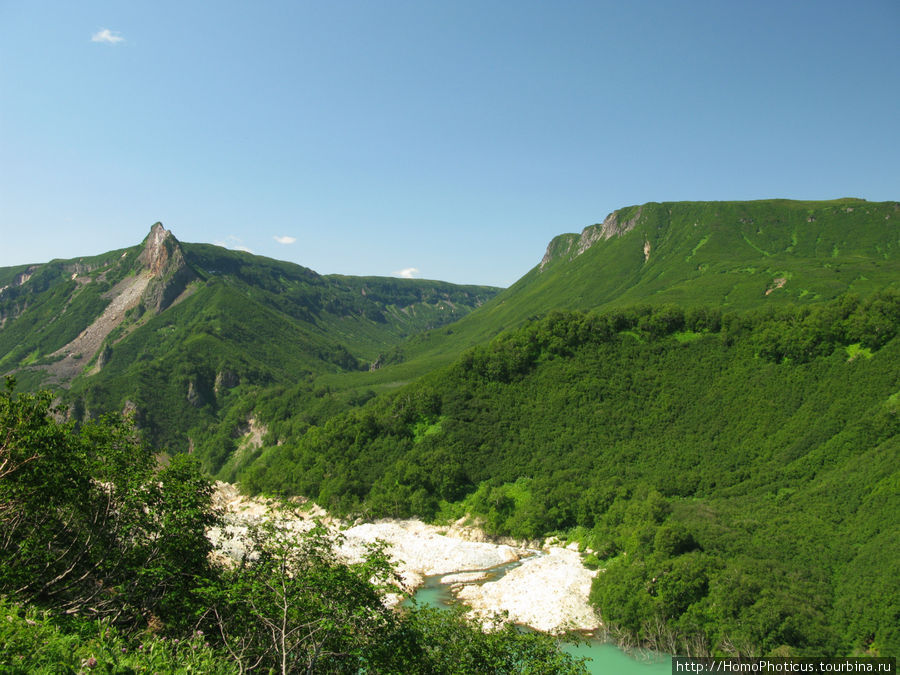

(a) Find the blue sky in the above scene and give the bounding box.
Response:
[1,1,898,287]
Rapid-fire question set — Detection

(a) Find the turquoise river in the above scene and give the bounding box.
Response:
[409,569,672,674]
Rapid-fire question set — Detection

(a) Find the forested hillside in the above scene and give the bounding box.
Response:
[355,199,900,383]
[0,224,499,454]
[238,294,900,657]
[3,201,897,466]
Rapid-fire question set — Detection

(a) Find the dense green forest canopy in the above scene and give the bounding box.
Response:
[237,293,900,658]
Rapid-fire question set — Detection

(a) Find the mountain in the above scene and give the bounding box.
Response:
[0,223,500,454]
[526,198,899,309]
[321,198,900,389]
[4,200,899,656]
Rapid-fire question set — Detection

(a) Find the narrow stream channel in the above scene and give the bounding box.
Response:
[405,558,672,674]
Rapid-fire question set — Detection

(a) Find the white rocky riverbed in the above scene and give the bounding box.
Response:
[208,482,601,635]
[453,547,600,634]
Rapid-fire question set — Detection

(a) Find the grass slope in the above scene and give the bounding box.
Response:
[0,246,138,384]
[0,229,499,461]
[328,199,899,393]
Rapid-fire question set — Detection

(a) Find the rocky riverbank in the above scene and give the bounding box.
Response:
[338,520,525,591]
[208,482,600,635]
[453,548,600,634]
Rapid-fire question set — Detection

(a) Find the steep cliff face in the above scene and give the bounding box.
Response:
[138,223,173,275]
[138,223,197,312]
[0,266,38,326]
[538,233,578,271]
[539,207,644,270]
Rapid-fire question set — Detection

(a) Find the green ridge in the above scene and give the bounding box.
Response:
[0,228,499,460]
[3,198,899,658]
[322,198,900,391]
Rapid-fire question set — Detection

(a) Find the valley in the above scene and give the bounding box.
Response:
[2,198,898,662]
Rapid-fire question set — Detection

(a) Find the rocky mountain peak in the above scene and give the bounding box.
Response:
[137,223,197,312]
[138,222,177,276]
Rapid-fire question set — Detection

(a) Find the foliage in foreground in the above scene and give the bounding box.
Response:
[0,379,216,629]
[0,599,233,674]
[0,379,586,673]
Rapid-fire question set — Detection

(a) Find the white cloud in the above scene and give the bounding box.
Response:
[214,236,253,253]
[91,29,125,44]
[274,235,296,245]
[394,267,419,279]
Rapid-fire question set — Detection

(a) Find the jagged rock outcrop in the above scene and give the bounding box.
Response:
[0,266,39,325]
[539,233,579,270]
[539,207,644,270]
[34,223,196,385]
[214,369,239,395]
[594,206,643,241]
[186,380,206,408]
[138,223,197,313]
[13,267,37,287]
[97,344,113,369]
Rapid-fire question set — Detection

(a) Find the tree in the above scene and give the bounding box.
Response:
[199,517,403,674]
[0,377,216,629]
